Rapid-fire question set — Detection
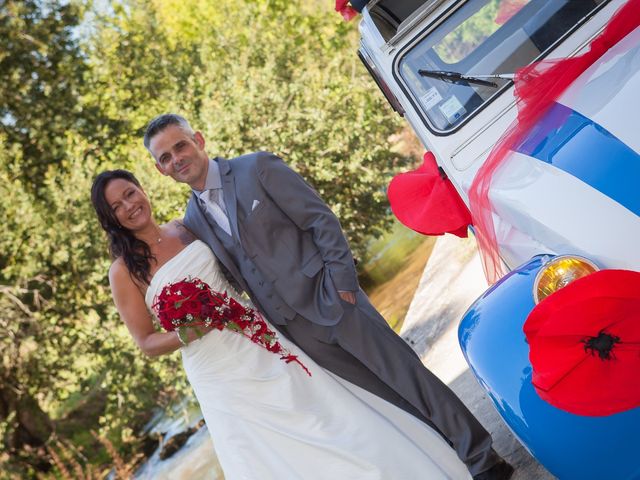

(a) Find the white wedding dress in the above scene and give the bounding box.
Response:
[145,240,471,480]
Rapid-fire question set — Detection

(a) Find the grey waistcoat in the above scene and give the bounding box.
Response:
[210,219,294,325]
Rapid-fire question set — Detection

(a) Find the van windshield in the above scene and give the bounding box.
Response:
[397,0,608,132]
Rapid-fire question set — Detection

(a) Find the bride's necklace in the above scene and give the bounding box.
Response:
[147,225,163,245]
[137,225,164,247]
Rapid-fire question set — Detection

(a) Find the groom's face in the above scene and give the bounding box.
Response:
[149,125,209,190]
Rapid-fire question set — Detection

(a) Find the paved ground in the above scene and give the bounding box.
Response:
[400,235,555,480]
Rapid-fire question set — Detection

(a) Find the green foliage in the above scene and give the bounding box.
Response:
[1,0,410,474]
[359,219,429,289]
[0,1,89,185]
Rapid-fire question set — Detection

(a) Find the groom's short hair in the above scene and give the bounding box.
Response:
[143,113,196,151]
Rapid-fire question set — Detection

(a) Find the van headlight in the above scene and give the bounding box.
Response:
[533,255,599,304]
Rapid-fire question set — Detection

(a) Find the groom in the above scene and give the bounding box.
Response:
[144,113,513,480]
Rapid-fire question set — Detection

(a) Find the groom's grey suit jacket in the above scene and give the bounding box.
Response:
[184,151,359,327]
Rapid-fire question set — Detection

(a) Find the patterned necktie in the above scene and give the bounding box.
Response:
[201,188,231,236]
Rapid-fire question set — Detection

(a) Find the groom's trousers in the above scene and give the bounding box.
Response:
[275,289,500,477]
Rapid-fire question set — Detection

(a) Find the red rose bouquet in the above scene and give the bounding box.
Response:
[152,277,311,376]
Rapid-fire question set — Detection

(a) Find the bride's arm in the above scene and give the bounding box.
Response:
[109,260,206,357]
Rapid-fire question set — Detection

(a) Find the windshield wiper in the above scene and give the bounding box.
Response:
[417,69,515,88]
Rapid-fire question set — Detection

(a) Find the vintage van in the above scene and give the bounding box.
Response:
[349,0,640,478]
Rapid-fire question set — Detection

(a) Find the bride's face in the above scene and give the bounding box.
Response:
[104,178,152,231]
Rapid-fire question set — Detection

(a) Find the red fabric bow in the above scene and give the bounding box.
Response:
[335,0,358,21]
[524,269,640,416]
[388,152,472,238]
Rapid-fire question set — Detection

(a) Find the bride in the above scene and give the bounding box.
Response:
[91,169,471,479]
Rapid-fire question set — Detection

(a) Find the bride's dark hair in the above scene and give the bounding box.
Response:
[91,170,155,285]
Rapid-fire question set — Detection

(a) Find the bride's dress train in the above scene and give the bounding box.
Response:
[145,240,471,480]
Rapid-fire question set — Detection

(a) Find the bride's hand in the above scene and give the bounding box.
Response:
[178,323,216,345]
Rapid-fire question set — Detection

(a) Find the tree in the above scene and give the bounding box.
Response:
[0,1,89,187]
[2,0,411,474]
[0,1,88,466]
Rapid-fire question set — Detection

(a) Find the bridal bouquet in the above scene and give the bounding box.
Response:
[152,277,311,376]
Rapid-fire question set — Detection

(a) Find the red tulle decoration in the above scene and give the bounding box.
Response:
[153,277,311,376]
[388,152,472,238]
[469,0,640,283]
[335,0,358,21]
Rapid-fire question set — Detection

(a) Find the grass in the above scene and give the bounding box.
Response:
[359,221,436,333]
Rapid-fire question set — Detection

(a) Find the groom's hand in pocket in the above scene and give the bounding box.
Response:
[338,290,357,305]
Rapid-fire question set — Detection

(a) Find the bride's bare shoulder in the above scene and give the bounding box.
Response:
[109,257,134,295]
[108,257,132,288]
[108,258,148,296]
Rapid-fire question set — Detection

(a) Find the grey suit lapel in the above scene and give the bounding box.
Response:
[217,158,242,243]
[185,194,248,292]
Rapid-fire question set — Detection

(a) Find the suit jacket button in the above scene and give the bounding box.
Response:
[267,294,273,299]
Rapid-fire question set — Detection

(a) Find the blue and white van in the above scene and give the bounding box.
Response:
[353,1,640,478]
